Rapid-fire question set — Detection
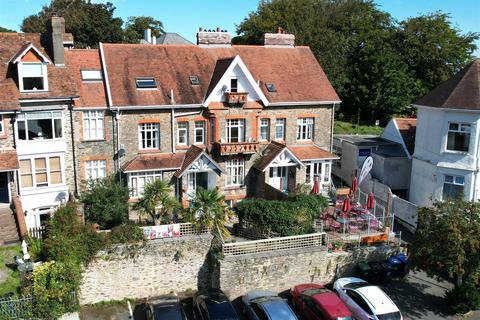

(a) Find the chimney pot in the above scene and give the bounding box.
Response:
[216,27,220,32]
[199,27,203,32]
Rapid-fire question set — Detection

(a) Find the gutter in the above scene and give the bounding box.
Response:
[268,100,342,107]
[114,104,203,111]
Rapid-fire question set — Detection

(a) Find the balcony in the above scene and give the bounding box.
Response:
[215,141,259,155]
[225,92,248,107]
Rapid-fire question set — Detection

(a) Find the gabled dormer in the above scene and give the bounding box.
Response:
[10,43,51,93]
[204,55,269,107]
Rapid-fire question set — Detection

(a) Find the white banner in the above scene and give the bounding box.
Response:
[142,224,181,240]
[358,156,373,185]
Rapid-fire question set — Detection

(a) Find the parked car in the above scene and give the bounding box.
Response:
[242,290,298,320]
[290,283,353,320]
[333,277,402,320]
[194,289,239,320]
[146,295,188,320]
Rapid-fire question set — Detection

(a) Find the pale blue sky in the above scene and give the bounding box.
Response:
[0,0,478,55]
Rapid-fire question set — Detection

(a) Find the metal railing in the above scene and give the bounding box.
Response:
[0,295,33,319]
[222,232,327,256]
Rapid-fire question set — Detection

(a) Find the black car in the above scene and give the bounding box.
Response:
[146,295,188,320]
[194,290,239,320]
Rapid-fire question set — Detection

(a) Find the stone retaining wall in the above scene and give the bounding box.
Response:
[218,245,397,298]
[79,234,213,305]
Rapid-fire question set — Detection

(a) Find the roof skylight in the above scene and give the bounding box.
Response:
[136,77,157,89]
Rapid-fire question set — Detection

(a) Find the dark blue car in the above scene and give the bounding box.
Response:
[242,290,298,320]
[194,290,239,320]
[146,295,187,320]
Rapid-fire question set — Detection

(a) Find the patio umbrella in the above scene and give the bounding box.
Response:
[367,192,375,209]
[342,196,351,213]
[311,177,319,194]
[351,176,358,194]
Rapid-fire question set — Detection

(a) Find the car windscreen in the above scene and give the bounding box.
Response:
[302,288,330,296]
[154,304,183,320]
[376,311,402,320]
[205,298,238,320]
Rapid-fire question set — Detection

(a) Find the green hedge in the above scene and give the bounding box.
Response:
[237,194,327,236]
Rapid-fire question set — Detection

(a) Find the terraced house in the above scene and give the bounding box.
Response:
[0,19,340,237]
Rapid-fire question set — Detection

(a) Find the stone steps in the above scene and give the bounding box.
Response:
[0,205,20,245]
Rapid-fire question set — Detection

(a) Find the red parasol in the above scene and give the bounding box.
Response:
[311,177,319,194]
[342,196,351,213]
[367,192,375,209]
[351,176,358,194]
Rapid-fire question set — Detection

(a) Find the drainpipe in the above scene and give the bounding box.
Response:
[473,125,480,201]
[115,108,122,182]
[330,103,335,152]
[171,108,176,153]
[68,99,78,196]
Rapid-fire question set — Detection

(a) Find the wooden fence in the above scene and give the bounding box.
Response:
[222,232,327,257]
[27,226,46,239]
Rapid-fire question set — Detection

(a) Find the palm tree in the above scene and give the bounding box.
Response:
[186,188,231,237]
[134,179,180,225]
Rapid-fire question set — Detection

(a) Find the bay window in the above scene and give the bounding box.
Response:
[259,119,270,141]
[139,123,159,150]
[19,156,63,188]
[226,159,245,186]
[177,122,189,146]
[194,121,205,144]
[83,110,104,140]
[17,111,62,141]
[226,119,245,143]
[297,118,314,141]
[129,171,163,197]
[447,122,470,152]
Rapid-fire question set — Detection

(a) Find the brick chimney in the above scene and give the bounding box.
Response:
[197,27,231,47]
[264,27,295,47]
[47,16,66,66]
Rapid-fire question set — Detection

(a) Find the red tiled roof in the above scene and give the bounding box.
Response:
[102,44,340,107]
[0,32,77,111]
[123,153,185,172]
[289,144,338,161]
[65,49,107,108]
[174,145,205,178]
[415,59,480,110]
[395,118,417,156]
[0,150,19,171]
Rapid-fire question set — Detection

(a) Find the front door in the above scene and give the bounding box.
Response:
[269,167,288,192]
[0,172,9,204]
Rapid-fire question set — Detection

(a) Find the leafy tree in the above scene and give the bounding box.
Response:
[81,176,130,229]
[124,16,164,43]
[134,179,179,225]
[185,188,231,237]
[234,0,478,123]
[0,26,15,32]
[21,0,124,48]
[410,198,480,291]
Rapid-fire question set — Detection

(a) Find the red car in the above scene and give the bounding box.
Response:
[291,283,353,320]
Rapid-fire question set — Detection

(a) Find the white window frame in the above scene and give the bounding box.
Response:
[194,121,205,144]
[442,174,465,200]
[230,78,238,93]
[305,161,331,185]
[18,62,49,92]
[83,110,104,140]
[226,159,245,186]
[85,160,107,181]
[138,123,160,150]
[0,115,4,135]
[16,111,63,141]
[226,119,245,143]
[177,122,189,146]
[297,117,314,141]
[80,69,103,82]
[19,155,64,190]
[275,118,285,140]
[259,119,270,141]
[129,171,163,198]
[446,122,471,153]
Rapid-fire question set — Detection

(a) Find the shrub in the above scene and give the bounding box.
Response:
[445,281,480,314]
[81,176,130,229]
[108,223,145,244]
[31,261,80,319]
[237,194,327,236]
[24,235,44,261]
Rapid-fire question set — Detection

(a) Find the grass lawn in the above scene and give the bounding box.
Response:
[334,120,384,135]
[0,245,22,296]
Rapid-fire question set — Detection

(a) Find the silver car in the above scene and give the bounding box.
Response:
[242,290,298,320]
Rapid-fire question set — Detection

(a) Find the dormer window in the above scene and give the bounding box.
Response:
[81,69,103,82]
[136,77,157,89]
[19,62,48,92]
[189,76,200,85]
[230,78,238,93]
